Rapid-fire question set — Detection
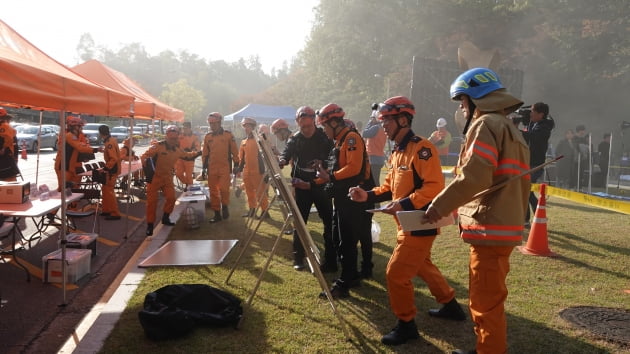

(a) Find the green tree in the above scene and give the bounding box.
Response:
[160,79,207,127]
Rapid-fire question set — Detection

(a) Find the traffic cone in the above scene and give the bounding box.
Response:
[20,141,27,160]
[518,183,557,257]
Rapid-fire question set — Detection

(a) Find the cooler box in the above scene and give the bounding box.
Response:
[177,193,206,221]
[42,248,91,283]
[66,233,98,257]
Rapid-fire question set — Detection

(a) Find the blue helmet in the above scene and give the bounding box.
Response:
[450,67,504,100]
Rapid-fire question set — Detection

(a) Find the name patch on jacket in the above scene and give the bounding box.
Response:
[347,137,356,151]
[418,147,432,160]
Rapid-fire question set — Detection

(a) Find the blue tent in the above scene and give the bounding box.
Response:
[224,103,296,126]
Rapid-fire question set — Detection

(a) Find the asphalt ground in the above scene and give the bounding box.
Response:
[0,145,178,353]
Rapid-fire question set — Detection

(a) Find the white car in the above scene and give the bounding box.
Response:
[110,126,130,142]
[16,125,58,152]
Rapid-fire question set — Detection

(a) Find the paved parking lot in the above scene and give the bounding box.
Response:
[0,144,178,353]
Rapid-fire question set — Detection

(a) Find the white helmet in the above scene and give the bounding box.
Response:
[436,117,447,128]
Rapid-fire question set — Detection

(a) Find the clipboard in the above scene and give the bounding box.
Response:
[396,210,455,232]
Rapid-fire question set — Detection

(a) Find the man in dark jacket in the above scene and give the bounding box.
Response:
[279,106,335,271]
[521,102,554,226]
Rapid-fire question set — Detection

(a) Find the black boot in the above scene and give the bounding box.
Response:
[162,213,175,226]
[293,253,306,271]
[146,223,154,236]
[222,205,230,219]
[319,261,338,273]
[209,210,222,223]
[428,298,466,321]
[242,208,255,217]
[452,350,476,354]
[381,319,420,345]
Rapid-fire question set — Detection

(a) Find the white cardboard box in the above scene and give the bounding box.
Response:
[42,248,91,283]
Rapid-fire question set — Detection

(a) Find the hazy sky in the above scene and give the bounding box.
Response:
[3,0,318,73]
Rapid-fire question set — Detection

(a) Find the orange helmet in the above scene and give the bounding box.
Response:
[67,115,84,127]
[207,112,223,123]
[316,103,345,125]
[241,117,257,126]
[271,118,289,134]
[376,96,415,120]
[295,106,316,120]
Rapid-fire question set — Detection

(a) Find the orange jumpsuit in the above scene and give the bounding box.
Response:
[367,130,453,322]
[54,131,96,191]
[315,126,369,284]
[201,128,239,212]
[101,136,121,217]
[0,122,18,181]
[175,132,200,186]
[238,135,268,211]
[141,141,199,224]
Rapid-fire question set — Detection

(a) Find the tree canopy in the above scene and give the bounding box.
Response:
[77,0,630,145]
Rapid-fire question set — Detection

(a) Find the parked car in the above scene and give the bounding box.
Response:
[42,124,61,135]
[110,126,130,142]
[16,125,58,152]
[82,123,104,145]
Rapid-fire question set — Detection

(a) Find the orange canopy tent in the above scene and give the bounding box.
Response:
[0,20,136,302]
[0,21,134,116]
[72,60,184,122]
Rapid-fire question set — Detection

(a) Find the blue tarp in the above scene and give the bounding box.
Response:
[224,103,296,126]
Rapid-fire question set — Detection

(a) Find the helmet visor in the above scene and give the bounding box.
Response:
[377,102,414,118]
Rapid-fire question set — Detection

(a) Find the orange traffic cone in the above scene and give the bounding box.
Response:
[20,141,27,160]
[518,183,557,257]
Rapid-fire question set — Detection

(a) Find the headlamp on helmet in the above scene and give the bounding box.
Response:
[316,103,345,125]
[296,106,316,120]
[376,96,415,120]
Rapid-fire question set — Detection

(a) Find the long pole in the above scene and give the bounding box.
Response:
[468,156,564,201]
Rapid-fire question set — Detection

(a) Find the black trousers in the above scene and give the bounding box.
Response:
[293,186,335,264]
[332,194,366,283]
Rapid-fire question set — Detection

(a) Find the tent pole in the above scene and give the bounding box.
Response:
[60,110,68,306]
[35,111,43,187]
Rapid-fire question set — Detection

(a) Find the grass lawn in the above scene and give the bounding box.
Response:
[100,189,630,353]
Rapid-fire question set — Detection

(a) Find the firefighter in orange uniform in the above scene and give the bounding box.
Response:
[423,68,530,354]
[175,121,200,191]
[313,103,370,299]
[97,125,122,220]
[54,116,98,192]
[236,117,269,218]
[201,112,239,223]
[141,125,201,236]
[0,108,19,181]
[350,96,465,346]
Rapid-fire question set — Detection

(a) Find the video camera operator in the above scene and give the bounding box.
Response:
[518,102,554,227]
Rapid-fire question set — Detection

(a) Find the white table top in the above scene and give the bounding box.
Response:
[0,192,83,218]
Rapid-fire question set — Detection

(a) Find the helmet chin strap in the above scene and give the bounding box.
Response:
[462,100,477,136]
[391,115,408,142]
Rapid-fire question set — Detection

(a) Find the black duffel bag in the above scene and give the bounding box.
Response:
[138,284,242,340]
[0,153,20,179]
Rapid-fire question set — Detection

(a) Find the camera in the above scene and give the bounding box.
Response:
[512,107,531,126]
